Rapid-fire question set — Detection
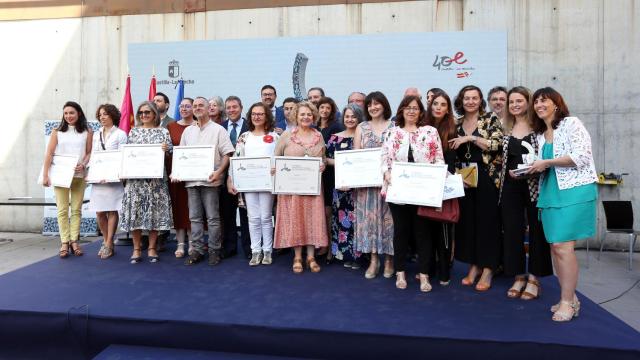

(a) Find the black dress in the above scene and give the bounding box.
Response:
[320,121,345,206]
[500,135,553,277]
[454,130,501,270]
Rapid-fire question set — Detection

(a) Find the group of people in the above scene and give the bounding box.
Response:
[42,84,598,322]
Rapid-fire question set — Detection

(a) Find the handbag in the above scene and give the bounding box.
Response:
[456,163,478,188]
[417,198,460,223]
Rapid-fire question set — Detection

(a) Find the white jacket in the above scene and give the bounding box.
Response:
[536,117,598,190]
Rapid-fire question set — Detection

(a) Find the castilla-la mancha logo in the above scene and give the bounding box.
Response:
[432,51,475,78]
[168,60,180,78]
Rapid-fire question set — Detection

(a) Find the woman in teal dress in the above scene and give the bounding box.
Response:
[527,87,598,322]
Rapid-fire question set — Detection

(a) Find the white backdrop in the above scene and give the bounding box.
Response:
[128,31,507,115]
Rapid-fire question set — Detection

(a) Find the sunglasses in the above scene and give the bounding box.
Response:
[137,110,153,116]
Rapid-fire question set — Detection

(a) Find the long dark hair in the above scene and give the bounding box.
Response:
[59,101,88,133]
[425,90,456,151]
[316,97,338,126]
[531,87,570,133]
[395,95,427,128]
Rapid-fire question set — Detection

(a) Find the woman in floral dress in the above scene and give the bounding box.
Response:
[353,91,395,279]
[326,104,365,269]
[121,101,173,264]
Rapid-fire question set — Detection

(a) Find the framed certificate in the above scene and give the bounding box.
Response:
[120,144,165,179]
[37,154,79,188]
[334,148,383,188]
[87,150,122,183]
[386,162,448,207]
[273,156,322,195]
[171,145,215,181]
[230,156,273,192]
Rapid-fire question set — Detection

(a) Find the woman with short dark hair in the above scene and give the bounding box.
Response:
[42,101,93,258]
[120,101,173,264]
[90,104,127,259]
[527,87,598,321]
[449,85,503,291]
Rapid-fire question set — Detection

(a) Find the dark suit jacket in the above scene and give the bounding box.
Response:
[221,117,249,144]
[274,106,286,131]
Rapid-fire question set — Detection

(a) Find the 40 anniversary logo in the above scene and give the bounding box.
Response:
[432,51,475,78]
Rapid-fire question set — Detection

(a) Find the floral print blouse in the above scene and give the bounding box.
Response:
[455,112,503,188]
[381,125,445,193]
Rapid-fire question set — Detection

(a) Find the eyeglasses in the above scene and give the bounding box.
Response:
[179,105,192,109]
[403,107,420,113]
[251,113,266,117]
[137,110,153,116]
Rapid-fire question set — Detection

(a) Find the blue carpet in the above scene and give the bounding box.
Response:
[94,344,310,359]
[0,240,638,359]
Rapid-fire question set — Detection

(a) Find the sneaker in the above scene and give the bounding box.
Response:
[261,251,272,265]
[343,261,353,268]
[208,251,222,266]
[249,252,261,266]
[351,261,361,270]
[184,252,204,266]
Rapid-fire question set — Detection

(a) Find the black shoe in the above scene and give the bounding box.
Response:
[222,250,237,259]
[208,251,222,266]
[184,252,204,265]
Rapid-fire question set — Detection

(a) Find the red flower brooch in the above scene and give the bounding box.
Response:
[263,135,274,143]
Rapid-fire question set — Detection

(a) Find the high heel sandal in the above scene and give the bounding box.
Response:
[69,240,83,256]
[461,273,480,286]
[552,300,580,322]
[59,243,70,259]
[306,257,321,273]
[550,295,578,312]
[383,257,394,278]
[520,279,541,300]
[365,256,380,279]
[419,274,432,293]
[130,248,142,264]
[100,245,114,259]
[475,271,493,292]
[507,276,527,298]
[395,272,407,289]
[174,243,185,258]
[292,258,304,274]
[148,247,159,263]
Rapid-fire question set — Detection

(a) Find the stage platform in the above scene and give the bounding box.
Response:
[0,241,638,359]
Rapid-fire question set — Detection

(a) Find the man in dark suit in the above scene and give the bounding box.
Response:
[261,85,287,134]
[220,96,252,259]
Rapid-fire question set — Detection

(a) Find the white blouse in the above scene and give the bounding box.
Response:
[536,117,598,190]
[56,125,88,177]
[92,126,128,152]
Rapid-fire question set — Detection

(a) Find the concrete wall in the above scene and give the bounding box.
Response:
[0,0,637,249]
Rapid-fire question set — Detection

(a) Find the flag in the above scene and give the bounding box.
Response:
[172,79,184,120]
[148,74,157,100]
[119,75,134,134]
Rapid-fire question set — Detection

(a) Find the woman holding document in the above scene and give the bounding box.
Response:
[381,95,444,291]
[42,101,93,258]
[273,101,327,274]
[498,87,552,300]
[89,104,127,259]
[527,87,598,322]
[120,101,173,264]
[449,85,503,291]
[353,91,395,279]
[227,102,280,266]
[325,104,366,269]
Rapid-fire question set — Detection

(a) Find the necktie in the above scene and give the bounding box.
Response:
[230,122,238,147]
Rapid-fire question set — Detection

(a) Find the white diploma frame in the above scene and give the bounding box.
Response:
[37,154,79,188]
[385,162,448,207]
[171,145,215,182]
[273,156,322,195]
[120,144,165,179]
[442,173,465,200]
[86,150,122,183]
[334,148,383,188]
[230,156,273,192]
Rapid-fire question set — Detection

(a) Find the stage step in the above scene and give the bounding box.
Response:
[94,344,310,360]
